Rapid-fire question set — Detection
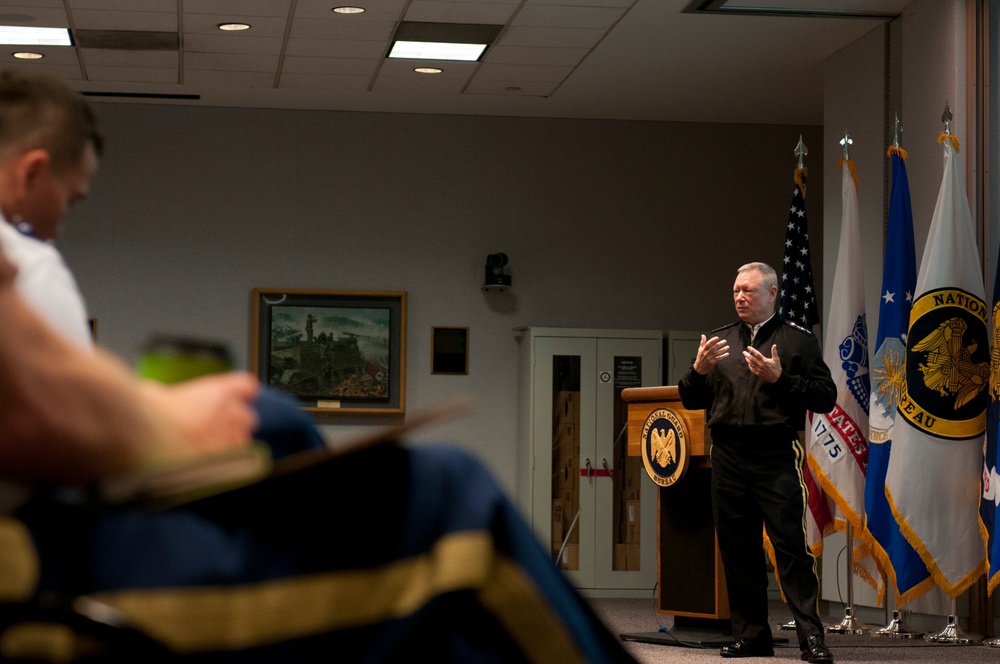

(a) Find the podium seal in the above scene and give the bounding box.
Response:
[640,408,689,487]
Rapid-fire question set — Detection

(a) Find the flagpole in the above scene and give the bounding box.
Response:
[825,521,870,634]
[823,133,869,636]
[916,105,982,647]
[870,115,922,641]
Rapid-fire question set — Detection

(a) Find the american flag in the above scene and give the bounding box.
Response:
[779,171,820,333]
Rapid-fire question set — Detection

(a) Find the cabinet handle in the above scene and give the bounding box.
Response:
[602,458,613,476]
[585,458,593,478]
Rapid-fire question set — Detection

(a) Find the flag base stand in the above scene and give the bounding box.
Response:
[872,611,922,639]
[826,606,870,635]
[778,620,797,631]
[924,615,981,645]
[982,637,1000,648]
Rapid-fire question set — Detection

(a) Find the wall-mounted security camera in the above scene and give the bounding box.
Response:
[483,252,511,292]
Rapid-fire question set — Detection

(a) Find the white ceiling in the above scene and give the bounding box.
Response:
[0,0,910,124]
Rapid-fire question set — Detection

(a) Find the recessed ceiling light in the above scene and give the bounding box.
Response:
[332,6,365,14]
[389,41,485,62]
[217,22,251,31]
[414,67,442,74]
[0,26,70,46]
[12,51,43,59]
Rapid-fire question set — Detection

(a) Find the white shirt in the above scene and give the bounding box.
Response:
[0,216,91,348]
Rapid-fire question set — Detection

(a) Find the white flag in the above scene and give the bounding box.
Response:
[806,158,877,592]
[885,136,987,596]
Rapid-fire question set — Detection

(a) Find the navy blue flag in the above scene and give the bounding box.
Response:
[982,242,1000,595]
[779,170,820,334]
[866,150,930,604]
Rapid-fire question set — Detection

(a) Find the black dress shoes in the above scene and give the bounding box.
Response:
[720,638,774,658]
[800,635,833,663]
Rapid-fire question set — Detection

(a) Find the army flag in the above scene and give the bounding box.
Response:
[805,157,875,592]
[867,148,931,604]
[885,135,987,597]
[779,167,834,552]
[980,243,1000,594]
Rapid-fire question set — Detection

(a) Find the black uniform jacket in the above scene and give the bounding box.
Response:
[677,314,836,444]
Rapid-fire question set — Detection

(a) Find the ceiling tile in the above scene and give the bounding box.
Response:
[68,1,176,11]
[485,44,588,66]
[71,10,177,31]
[404,1,518,24]
[513,5,626,29]
[281,55,378,77]
[290,17,395,41]
[182,13,287,37]
[182,0,292,17]
[499,25,607,48]
[7,62,83,80]
[82,47,177,67]
[0,7,70,27]
[184,69,274,87]
[1,46,78,65]
[465,78,558,96]
[293,0,408,21]
[184,51,278,72]
[277,71,371,92]
[475,62,572,82]
[525,0,633,7]
[285,38,387,59]
[372,73,468,94]
[378,59,477,80]
[183,33,283,56]
[86,65,177,84]
[4,0,62,7]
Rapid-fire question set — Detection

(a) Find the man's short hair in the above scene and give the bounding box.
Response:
[737,262,778,292]
[0,69,102,172]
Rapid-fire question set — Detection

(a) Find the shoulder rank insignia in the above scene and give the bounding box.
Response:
[783,320,813,335]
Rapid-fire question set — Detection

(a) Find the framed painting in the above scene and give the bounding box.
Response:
[251,289,406,415]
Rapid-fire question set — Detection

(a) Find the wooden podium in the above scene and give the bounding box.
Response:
[621,386,729,620]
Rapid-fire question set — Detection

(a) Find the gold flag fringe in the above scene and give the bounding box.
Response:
[938,133,960,152]
[887,145,908,159]
[793,167,807,198]
[836,157,859,195]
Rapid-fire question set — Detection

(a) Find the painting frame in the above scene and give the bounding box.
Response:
[251,288,407,415]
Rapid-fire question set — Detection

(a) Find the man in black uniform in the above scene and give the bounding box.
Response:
[678,262,836,663]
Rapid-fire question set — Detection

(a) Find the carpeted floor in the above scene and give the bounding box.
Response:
[589,597,1000,663]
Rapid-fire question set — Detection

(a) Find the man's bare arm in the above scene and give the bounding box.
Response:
[0,251,258,484]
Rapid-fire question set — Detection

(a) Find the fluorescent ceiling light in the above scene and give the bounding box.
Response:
[0,26,71,46]
[388,22,501,63]
[389,41,485,61]
[217,22,251,31]
[13,52,43,59]
[332,6,365,14]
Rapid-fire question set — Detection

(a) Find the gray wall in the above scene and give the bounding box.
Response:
[58,105,824,494]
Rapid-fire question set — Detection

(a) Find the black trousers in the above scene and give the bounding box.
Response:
[711,434,825,649]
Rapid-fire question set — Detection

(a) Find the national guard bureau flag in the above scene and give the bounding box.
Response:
[805,157,876,592]
[885,135,987,597]
[779,167,834,553]
[866,147,932,604]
